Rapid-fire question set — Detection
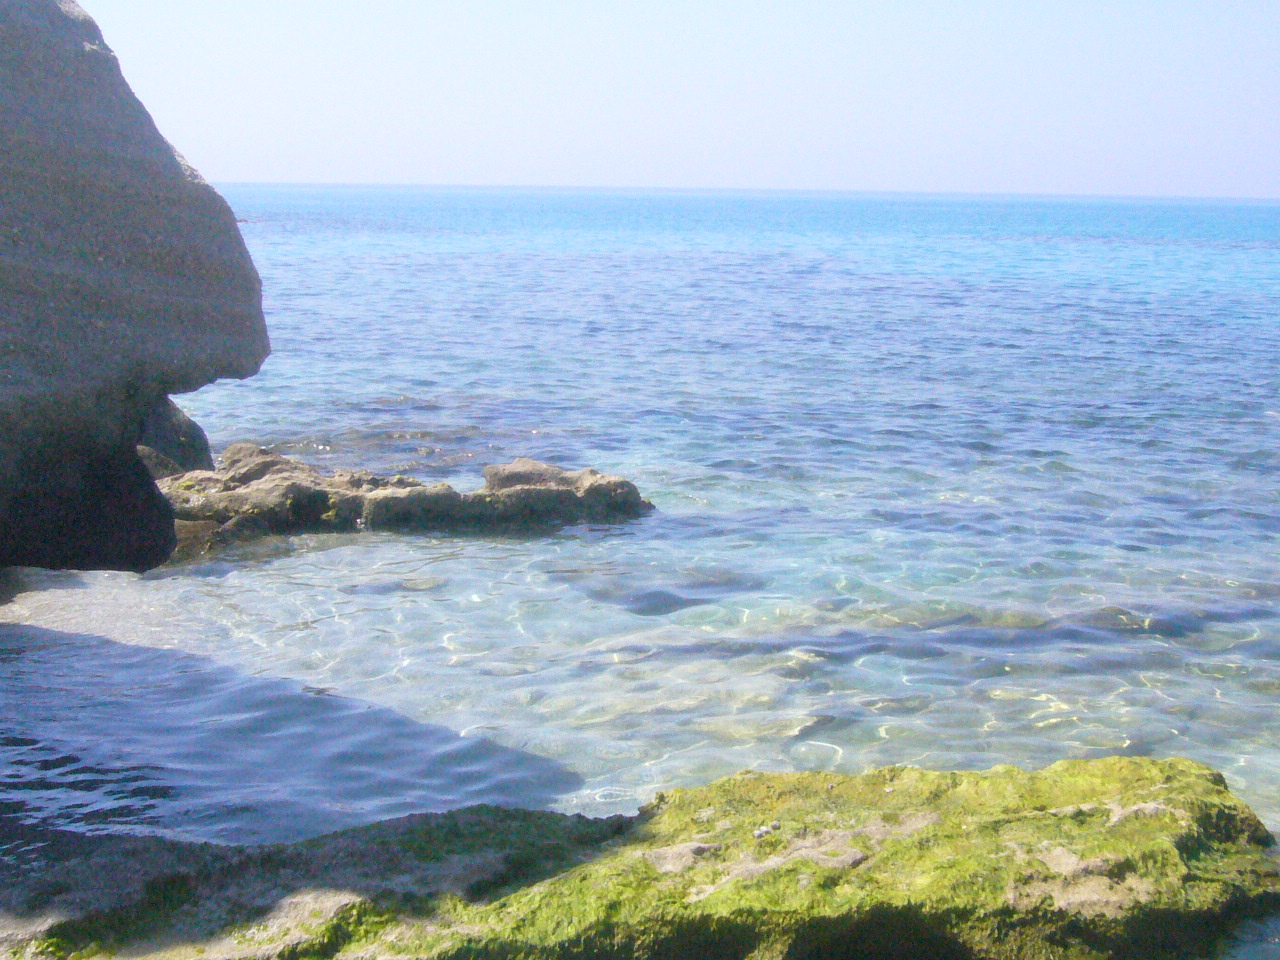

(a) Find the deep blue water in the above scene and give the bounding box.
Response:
[4,191,1280,889]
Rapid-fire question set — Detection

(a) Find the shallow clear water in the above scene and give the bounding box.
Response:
[4,190,1280,876]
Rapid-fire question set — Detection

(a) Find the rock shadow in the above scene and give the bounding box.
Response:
[553,563,769,617]
[1,804,636,960]
[0,623,595,952]
[0,624,581,845]
[1,808,986,960]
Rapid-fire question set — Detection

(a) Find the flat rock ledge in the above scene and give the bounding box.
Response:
[3,758,1278,960]
[159,444,653,557]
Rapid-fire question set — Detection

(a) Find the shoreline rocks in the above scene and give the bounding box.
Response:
[160,444,654,556]
[2,757,1276,960]
[0,1,268,573]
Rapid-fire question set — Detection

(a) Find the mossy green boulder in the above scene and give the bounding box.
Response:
[8,757,1278,960]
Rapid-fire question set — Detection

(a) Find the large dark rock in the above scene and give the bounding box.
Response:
[0,0,269,571]
[159,445,653,555]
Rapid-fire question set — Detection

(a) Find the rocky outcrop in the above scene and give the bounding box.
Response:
[2,758,1277,960]
[0,1,269,572]
[160,445,653,555]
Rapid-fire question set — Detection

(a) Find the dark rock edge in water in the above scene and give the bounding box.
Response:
[158,443,655,561]
[2,757,1278,960]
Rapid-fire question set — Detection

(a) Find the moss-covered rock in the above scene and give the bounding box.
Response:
[6,758,1278,960]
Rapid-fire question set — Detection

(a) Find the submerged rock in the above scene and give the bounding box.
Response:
[0,1,268,572]
[2,757,1277,960]
[158,445,653,551]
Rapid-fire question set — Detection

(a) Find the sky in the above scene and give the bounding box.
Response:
[82,1,1280,198]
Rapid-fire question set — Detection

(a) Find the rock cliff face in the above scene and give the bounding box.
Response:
[0,0,269,571]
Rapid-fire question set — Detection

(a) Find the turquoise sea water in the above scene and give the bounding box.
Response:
[4,191,1280,904]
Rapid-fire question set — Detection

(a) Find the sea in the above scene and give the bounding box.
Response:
[3,186,1280,951]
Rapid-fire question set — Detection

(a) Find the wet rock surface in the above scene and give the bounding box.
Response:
[2,757,1277,960]
[0,1,268,572]
[159,445,653,554]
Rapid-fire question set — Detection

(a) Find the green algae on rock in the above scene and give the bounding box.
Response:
[8,758,1278,960]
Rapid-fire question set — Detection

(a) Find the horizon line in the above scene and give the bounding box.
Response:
[210,182,1280,205]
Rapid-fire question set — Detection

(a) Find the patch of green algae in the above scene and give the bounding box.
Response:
[26,758,1280,960]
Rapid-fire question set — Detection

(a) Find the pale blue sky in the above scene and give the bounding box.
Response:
[84,1,1279,198]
